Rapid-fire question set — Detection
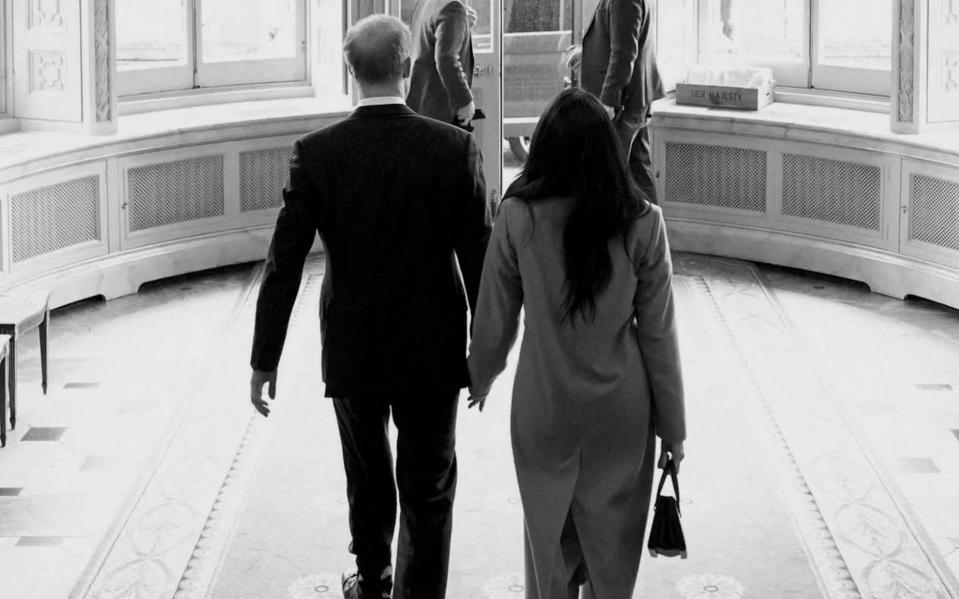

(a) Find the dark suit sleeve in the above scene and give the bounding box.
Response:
[250,139,319,371]
[600,0,644,108]
[453,133,491,318]
[435,0,475,110]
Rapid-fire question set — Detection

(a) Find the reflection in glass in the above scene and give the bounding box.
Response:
[201,0,297,63]
[504,0,572,119]
[699,0,804,66]
[117,0,187,71]
[818,0,891,70]
[467,0,493,52]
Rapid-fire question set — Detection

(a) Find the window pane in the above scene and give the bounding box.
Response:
[818,0,891,70]
[467,0,493,52]
[699,0,804,66]
[656,0,696,90]
[201,0,298,63]
[504,0,572,120]
[117,0,188,71]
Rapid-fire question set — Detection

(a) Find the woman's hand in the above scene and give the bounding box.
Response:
[467,394,487,412]
[658,439,685,474]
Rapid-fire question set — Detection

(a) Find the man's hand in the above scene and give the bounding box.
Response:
[658,439,685,474]
[455,100,476,126]
[250,369,277,417]
[466,3,478,28]
[602,103,616,119]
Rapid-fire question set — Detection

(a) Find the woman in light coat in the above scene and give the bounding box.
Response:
[467,89,686,599]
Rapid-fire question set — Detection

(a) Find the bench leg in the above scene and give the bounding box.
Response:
[8,336,15,431]
[39,311,49,395]
[1,355,6,447]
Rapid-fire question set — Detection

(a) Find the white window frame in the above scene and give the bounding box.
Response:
[118,0,307,98]
[658,0,891,98]
[808,0,890,96]
[1,0,9,116]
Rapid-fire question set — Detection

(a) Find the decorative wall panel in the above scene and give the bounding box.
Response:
[909,174,959,251]
[29,0,65,31]
[239,148,292,212]
[782,155,882,231]
[127,156,225,232]
[10,175,100,263]
[664,143,767,212]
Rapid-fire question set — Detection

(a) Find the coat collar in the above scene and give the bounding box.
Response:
[350,104,418,119]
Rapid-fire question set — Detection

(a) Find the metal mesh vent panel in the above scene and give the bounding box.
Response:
[240,148,291,212]
[664,143,767,212]
[910,175,959,251]
[127,155,224,232]
[10,176,99,263]
[782,154,881,231]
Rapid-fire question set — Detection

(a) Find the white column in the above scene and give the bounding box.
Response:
[892,0,959,133]
[12,0,116,134]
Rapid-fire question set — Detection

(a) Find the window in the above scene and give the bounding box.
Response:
[1,0,8,115]
[657,0,892,97]
[117,0,306,97]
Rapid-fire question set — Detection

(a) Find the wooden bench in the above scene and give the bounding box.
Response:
[0,293,50,434]
[0,335,9,447]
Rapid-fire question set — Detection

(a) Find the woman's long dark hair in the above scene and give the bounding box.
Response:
[505,88,650,323]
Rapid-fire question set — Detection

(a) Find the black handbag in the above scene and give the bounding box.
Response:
[647,460,687,559]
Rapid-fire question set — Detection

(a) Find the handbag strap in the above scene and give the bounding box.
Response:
[655,459,681,512]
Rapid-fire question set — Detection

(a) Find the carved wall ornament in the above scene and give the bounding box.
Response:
[94,0,112,122]
[897,0,915,123]
[946,55,959,93]
[30,51,66,93]
[29,0,65,31]
[948,0,959,25]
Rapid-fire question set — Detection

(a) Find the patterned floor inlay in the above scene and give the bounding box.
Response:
[21,427,67,442]
[916,384,953,392]
[898,457,941,474]
[64,382,101,390]
[16,536,66,547]
[676,573,746,599]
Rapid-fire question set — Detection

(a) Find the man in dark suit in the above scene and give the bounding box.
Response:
[571,0,664,202]
[406,0,476,127]
[248,14,490,599]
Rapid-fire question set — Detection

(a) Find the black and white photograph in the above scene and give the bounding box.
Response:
[1,0,958,598]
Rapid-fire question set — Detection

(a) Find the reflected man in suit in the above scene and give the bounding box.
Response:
[248,14,490,599]
[570,0,664,202]
[407,0,477,127]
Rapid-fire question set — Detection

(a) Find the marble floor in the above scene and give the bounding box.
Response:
[1,251,959,599]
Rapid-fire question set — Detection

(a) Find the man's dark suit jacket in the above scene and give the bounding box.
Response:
[406,0,474,123]
[250,104,491,398]
[581,0,664,120]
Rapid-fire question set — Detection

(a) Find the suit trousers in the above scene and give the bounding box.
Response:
[333,389,459,599]
[613,104,658,204]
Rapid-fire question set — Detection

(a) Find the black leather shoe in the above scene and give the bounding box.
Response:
[341,570,392,599]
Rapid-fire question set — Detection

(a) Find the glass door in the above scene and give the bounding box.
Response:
[389,0,503,215]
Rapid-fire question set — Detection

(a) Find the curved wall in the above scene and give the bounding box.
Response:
[652,100,959,310]
[0,104,347,309]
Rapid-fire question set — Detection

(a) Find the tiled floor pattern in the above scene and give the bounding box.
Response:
[0,264,260,599]
[2,254,959,598]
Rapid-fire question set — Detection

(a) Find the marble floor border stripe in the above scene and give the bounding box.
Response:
[71,262,268,599]
[684,254,957,599]
[750,265,959,598]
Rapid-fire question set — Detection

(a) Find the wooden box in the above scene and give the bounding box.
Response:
[675,81,775,110]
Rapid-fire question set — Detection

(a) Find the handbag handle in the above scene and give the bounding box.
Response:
[655,459,681,514]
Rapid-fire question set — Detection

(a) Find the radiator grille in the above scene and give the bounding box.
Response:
[240,147,291,212]
[10,176,99,263]
[664,143,767,212]
[910,174,959,251]
[127,155,224,232]
[782,154,882,231]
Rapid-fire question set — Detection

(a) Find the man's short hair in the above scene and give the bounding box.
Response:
[343,15,412,84]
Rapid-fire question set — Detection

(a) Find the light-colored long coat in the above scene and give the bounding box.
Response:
[467,197,685,599]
